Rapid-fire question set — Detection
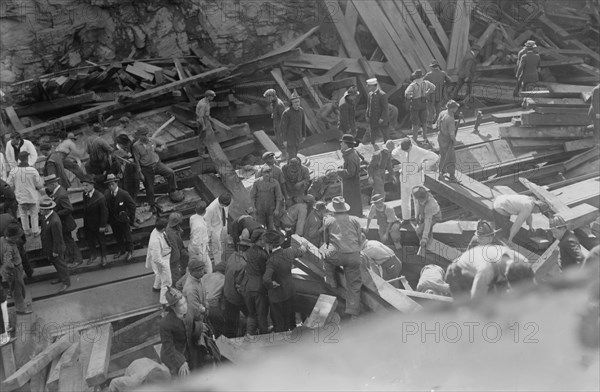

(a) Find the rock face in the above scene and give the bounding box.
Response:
[0,0,325,83]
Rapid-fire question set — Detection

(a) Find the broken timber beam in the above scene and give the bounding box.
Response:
[532,239,560,278]
[16,67,229,137]
[85,323,113,387]
[46,339,80,392]
[303,294,338,329]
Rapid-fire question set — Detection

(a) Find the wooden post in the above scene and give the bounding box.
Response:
[0,343,17,380]
[303,295,338,329]
[84,323,113,387]
[46,340,80,392]
[532,239,560,278]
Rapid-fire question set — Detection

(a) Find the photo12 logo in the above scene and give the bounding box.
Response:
[401,321,540,344]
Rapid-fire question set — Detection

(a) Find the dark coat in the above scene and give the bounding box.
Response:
[242,244,268,293]
[338,100,356,132]
[366,89,389,127]
[0,179,17,215]
[517,51,540,83]
[228,215,263,247]
[166,226,188,266]
[424,69,452,102]
[458,50,477,79]
[223,251,247,306]
[51,186,77,233]
[340,148,363,217]
[159,309,204,374]
[558,230,585,269]
[281,107,306,146]
[263,247,302,303]
[104,187,136,224]
[82,190,108,231]
[41,212,65,257]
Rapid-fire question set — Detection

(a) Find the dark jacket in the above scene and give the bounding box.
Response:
[51,185,77,233]
[223,251,247,306]
[82,190,108,231]
[366,89,389,127]
[242,244,268,293]
[281,106,306,146]
[424,69,452,102]
[263,247,302,303]
[0,179,17,215]
[159,309,204,374]
[104,187,136,224]
[228,215,263,248]
[340,148,363,217]
[458,50,477,79]
[338,100,356,132]
[166,226,188,266]
[41,211,65,257]
[558,230,585,269]
[516,51,540,83]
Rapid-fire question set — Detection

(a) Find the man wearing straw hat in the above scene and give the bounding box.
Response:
[321,196,363,318]
[39,196,70,293]
[516,41,541,93]
[280,91,306,159]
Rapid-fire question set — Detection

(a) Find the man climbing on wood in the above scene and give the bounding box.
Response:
[46,131,86,188]
[548,215,585,270]
[280,91,306,159]
[492,194,550,246]
[516,44,541,93]
[412,185,442,251]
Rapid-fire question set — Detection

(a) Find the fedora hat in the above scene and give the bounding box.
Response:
[371,194,385,204]
[44,174,60,185]
[5,225,22,241]
[340,134,357,146]
[262,151,275,160]
[80,175,95,184]
[104,173,119,184]
[411,69,424,79]
[476,220,501,237]
[327,196,350,213]
[39,196,56,210]
[167,212,183,228]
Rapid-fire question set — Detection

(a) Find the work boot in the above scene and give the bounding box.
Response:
[114,251,126,260]
[100,257,108,268]
[58,283,70,294]
[86,254,97,265]
[125,252,133,262]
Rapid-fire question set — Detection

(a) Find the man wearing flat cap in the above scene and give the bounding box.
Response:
[132,126,178,212]
[250,166,283,230]
[105,173,136,263]
[263,230,308,332]
[39,196,70,293]
[453,44,480,100]
[263,89,287,150]
[425,60,452,128]
[338,134,363,217]
[8,151,44,236]
[196,90,216,134]
[81,175,109,267]
[366,78,389,146]
[321,196,363,318]
[338,86,359,137]
[280,91,306,159]
[405,69,436,145]
[412,185,442,250]
[436,99,460,183]
[44,174,82,267]
[255,151,287,202]
[516,41,540,93]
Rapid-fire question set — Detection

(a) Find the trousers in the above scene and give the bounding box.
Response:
[1,266,29,312]
[151,259,172,304]
[18,203,39,235]
[141,162,177,207]
[49,252,70,285]
[269,297,296,333]
[243,291,269,335]
[85,228,107,258]
[324,251,362,316]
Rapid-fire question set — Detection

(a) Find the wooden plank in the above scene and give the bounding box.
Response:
[326,3,362,58]
[84,323,113,387]
[110,335,161,361]
[520,112,591,127]
[301,76,324,106]
[14,92,97,116]
[499,125,587,139]
[134,61,162,74]
[399,276,413,291]
[173,58,196,103]
[4,106,24,131]
[303,295,338,329]
[519,178,569,213]
[413,0,449,51]
[399,289,453,303]
[0,343,16,379]
[509,139,567,149]
[563,146,600,172]
[125,64,153,81]
[46,341,80,392]
[283,54,389,77]
[564,139,595,152]
[351,0,412,79]
[447,0,471,72]
[1,334,71,392]
[476,23,497,49]
[532,239,560,277]
[560,204,600,231]
[533,106,590,115]
[17,67,228,137]
[253,130,281,156]
[364,269,422,313]
[478,58,584,72]
[523,97,588,108]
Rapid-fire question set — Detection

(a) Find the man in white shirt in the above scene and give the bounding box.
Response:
[361,239,402,288]
[7,151,44,235]
[189,200,212,274]
[146,218,172,305]
[5,132,38,171]
[493,194,549,245]
[391,138,439,222]
[205,193,232,266]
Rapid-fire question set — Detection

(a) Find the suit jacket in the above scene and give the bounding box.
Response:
[104,187,136,224]
[82,190,108,231]
[242,244,268,293]
[263,247,302,303]
[558,230,585,269]
[516,51,540,83]
[338,100,356,132]
[366,89,389,127]
[159,309,203,374]
[458,50,477,79]
[41,212,65,256]
[51,186,76,233]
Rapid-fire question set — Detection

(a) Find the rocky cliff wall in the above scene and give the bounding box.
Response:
[0,0,333,83]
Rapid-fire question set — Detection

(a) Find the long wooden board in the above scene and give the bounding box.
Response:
[85,323,113,386]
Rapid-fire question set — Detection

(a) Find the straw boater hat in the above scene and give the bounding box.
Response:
[44,174,60,186]
[39,196,56,210]
[263,89,276,98]
[104,174,119,184]
[366,78,378,86]
[524,40,537,48]
[371,194,385,204]
[327,196,350,213]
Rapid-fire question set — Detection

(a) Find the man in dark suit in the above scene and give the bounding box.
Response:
[81,175,108,267]
[262,231,307,332]
[453,44,480,100]
[366,78,389,146]
[159,286,218,376]
[39,197,69,293]
[104,174,136,262]
[0,179,18,218]
[44,174,82,267]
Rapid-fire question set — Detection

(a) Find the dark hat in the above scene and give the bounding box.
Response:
[239,238,253,247]
[250,228,266,243]
[262,151,275,160]
[164,286,184,307]
[412,69,424,79]
[167,212,183,228]
[5,225,22,241]
[17,151,30,161]
[263,230,284,247]
[346,86,359,96]
[92,123,103,133]
[304,194,316,204]
[400,138,412,151]
[218,193,232,206]
[81,175,95,184]
[412,185,428,200]
[429,60,440,68]
[135,127,149,137]
[327,196,350,213]
[314,201,327,211]
[119,116,130,123]
[476,220,501,237]
[340,134,357,146]
[116,134,131,146]
[188,256,207,277]
[104,173,119,184]
[67,132,77,140]
[39,196,56,210]
[44,174,60,185]
[40,143,52,152]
